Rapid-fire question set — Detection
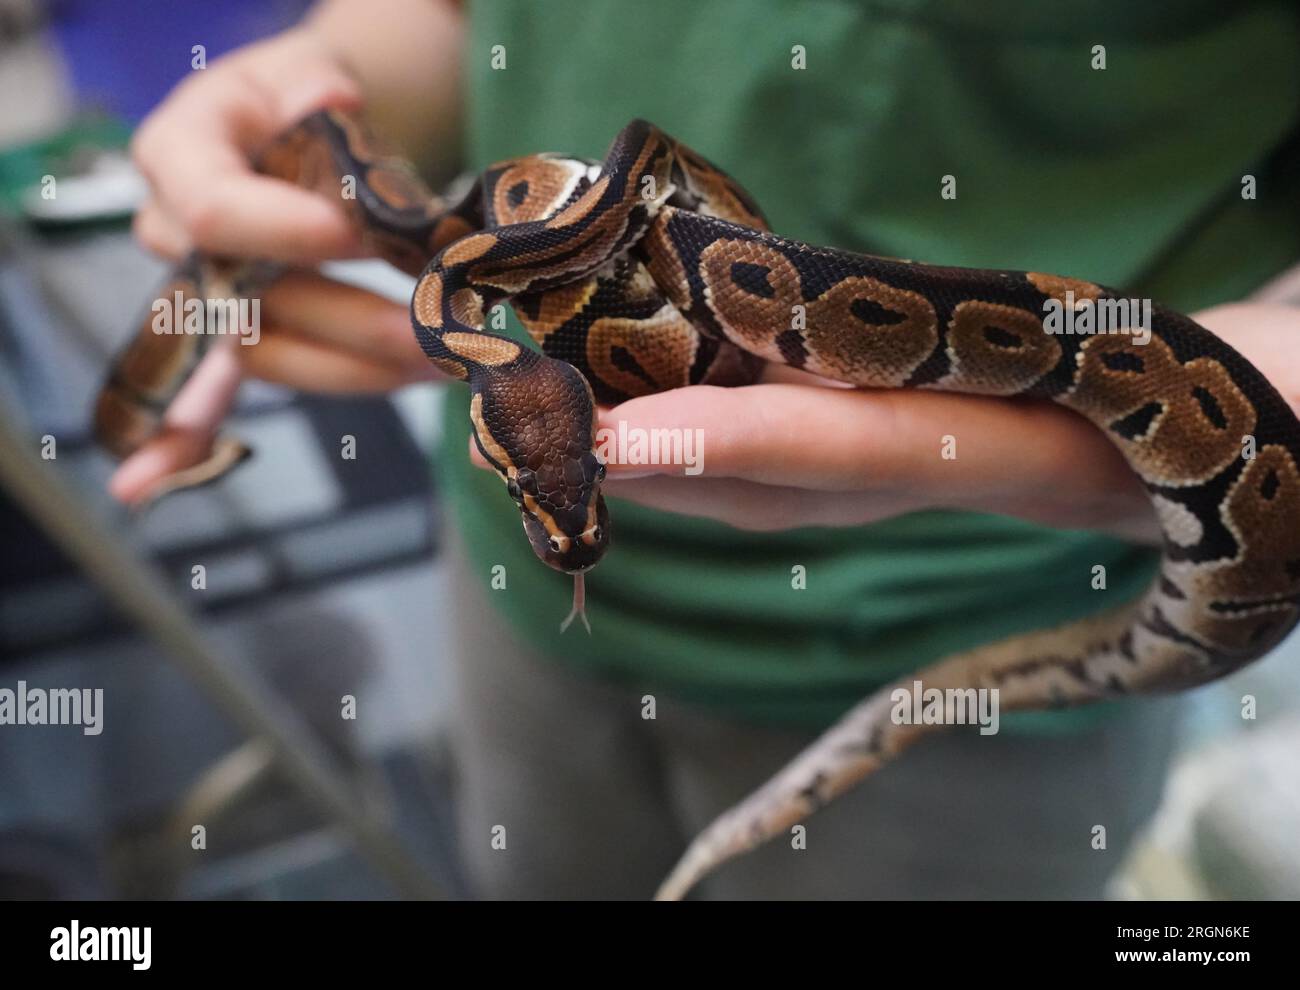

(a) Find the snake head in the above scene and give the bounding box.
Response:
[511,454,610,574]
[469,355,612,576]
[474,362,609,636]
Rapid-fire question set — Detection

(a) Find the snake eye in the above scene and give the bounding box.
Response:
[548,537,563,553]
[591,526,604,543]
[580,451,605,485]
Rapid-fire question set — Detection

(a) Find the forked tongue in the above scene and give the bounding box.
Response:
[560,571,591,634]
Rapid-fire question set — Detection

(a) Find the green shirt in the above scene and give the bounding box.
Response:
[438,0,1300,728]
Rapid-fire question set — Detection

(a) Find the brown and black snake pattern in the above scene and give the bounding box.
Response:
[97,111,1300,900]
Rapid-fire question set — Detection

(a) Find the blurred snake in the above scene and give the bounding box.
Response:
[96,110,1300,900]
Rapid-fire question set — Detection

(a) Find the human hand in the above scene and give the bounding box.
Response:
[110,28,438,503]
[129,27,366,262]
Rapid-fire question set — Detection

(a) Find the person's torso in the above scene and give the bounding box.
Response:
[435,0,1300,727]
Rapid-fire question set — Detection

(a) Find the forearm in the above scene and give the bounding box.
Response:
[304,0,465,178]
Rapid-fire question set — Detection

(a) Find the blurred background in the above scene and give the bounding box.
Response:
[0,0,1296,900]
[1,0,459,898]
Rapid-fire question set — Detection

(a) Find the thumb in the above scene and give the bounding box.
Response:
[262,50,362,133]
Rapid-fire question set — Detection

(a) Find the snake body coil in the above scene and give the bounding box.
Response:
[97,111,1300,899]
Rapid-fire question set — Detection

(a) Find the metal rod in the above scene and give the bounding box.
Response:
[0,408,444,899]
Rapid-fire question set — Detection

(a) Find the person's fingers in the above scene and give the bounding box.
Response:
[109,429,228,506]
[259,272,429,372]
[153,166,363,261]
[600,474,918,531]
[229,38,364,137]
[466,379,1153,534]
[236,327,426,392]
[107,276,443,503]
[469,436,936,529]
[108,344,244,503]
[602,383,1145,503]
[132,34,363,163]
[132,198,191,261]
[131,41,364,262]
[599,470,1153,537]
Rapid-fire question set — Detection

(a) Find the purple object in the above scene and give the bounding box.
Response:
[49,0,311,122]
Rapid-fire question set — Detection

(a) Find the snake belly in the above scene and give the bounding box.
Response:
[98,111,1300,901]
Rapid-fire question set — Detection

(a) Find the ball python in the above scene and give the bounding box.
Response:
[97,110,1300,900]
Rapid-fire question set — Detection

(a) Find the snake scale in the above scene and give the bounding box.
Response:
[96,111,1300,900]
